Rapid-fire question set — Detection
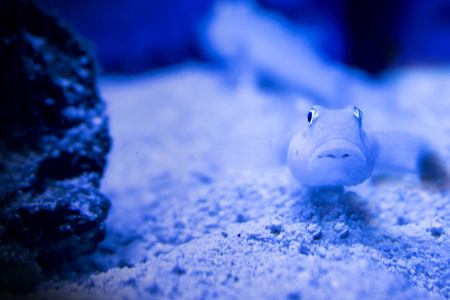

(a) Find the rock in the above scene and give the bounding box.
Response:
[0,0,111,293]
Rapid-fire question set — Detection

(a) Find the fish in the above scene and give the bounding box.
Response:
[209,104,448,189]
[287,105,448,188]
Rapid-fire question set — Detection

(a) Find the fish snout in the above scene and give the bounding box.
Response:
[316,148,362,160]
[309,139,367,167]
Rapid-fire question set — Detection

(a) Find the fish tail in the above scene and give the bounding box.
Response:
[418,151,450,190]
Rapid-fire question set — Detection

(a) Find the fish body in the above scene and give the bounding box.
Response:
[287,105,447,187]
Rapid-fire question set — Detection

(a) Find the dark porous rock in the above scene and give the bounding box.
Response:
[0,0,111,293]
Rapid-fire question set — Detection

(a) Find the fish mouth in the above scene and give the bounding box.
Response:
[308,139,367,171]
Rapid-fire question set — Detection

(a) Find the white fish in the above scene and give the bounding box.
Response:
[210,105,448,188]
[287,105,448,187]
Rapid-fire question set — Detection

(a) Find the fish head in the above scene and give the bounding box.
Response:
[287,105,378,186]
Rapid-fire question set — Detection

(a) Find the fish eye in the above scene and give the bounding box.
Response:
[307,108,318,125]
[353,106,363,121]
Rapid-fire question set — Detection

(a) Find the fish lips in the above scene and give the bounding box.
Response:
[308,139,370,186]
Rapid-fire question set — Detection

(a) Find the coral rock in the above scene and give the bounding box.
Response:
[0,0,111,293]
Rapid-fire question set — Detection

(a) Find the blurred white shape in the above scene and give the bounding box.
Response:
[200,0,363,106]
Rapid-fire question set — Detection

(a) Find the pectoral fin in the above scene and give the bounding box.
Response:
[373,131,449,188]
[373,131,429,174]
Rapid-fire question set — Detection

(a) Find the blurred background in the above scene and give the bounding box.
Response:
[35,0,450,75]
